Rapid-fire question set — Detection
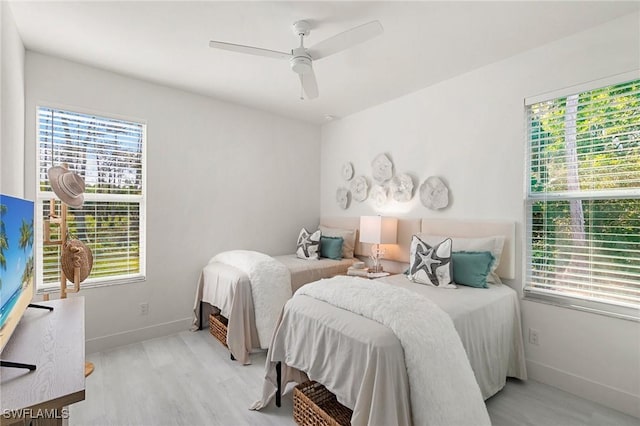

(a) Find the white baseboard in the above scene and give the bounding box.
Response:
[85,317,193,354]
[527,359,640,419]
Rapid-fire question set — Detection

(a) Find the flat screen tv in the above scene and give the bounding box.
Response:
[0,194,35,352]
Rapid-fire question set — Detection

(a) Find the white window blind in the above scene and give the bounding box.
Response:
[525,78,640,319]
[36,106,146,289]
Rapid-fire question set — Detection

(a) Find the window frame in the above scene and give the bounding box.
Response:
[35,104,147,293]
[523,71,640,322]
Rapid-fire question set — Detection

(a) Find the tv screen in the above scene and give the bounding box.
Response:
[0,194,35,352]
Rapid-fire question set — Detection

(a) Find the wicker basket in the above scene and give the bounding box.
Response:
[209,312,228,348]
[293,381,352,426]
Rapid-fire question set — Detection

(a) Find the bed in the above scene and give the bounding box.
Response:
[191,221,359,364]
[252,218,528,425]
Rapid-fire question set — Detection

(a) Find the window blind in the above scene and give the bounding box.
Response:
[37,107,145,289]
[525,78,640,317]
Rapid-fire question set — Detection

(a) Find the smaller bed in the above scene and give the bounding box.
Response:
[191,222,358,364]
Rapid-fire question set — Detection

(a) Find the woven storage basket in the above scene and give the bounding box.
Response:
[293,381,352,426]
[209,313,228,348]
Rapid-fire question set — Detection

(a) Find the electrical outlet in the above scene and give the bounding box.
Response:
[528,328,540,346]
[140,302,149,315]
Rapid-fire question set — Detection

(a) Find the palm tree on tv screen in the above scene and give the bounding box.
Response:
[0,204,8,272]
[18,218,33,253]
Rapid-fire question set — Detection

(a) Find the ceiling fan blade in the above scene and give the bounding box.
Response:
[307,21,383,60]
[299,70,319,99]
[209,40,291,60]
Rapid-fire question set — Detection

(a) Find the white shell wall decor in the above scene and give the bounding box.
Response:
[341,162,354,181]
[350,176,368,202]
[371,153,393,183]
[389,173,414,202]
[371,185,388,208]
[419,176,450,210]
[336,187,350,210]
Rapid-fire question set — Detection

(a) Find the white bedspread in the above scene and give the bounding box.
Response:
[254,276,491,426]
[383,274,527,398]
[211,250,291,348]
[274,255,353,292]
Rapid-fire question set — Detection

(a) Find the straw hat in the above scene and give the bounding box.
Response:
[48,166,85,208]
[60,239,94,283]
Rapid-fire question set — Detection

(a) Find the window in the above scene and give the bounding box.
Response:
[525,75,640,320]
[36,106,146,290]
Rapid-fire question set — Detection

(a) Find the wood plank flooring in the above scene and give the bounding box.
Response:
[70,330,640,426]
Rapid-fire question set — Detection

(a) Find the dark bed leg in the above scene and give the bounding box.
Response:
[275,361,282,407]
[230,353,235,361]
[199,301,204,330]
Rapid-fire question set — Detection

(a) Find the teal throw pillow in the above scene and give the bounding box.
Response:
[320,236,344,260]
[452,251,495,288]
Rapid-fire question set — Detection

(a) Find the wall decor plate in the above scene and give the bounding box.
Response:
[350,175,368,202]
[389,173,414,202]
[336,187,350,210]
[371,185,388,207]
[419,176,449,210]
[341,162,354,181]
[371,153,393,183]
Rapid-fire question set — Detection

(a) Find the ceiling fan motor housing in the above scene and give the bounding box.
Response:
[290,48,312,74]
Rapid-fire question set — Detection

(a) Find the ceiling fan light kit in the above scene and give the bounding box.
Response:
[209,19,383,100]
[290,49,312,75]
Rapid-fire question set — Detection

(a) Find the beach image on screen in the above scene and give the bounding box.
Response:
[0,195,35,328]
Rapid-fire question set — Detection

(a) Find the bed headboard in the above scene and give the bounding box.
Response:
[421,219,516,279]
[320,217,421,262]
[320,217,516,280]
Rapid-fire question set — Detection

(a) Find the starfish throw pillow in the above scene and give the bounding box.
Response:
[407,235,456,288]
[296,228,321,260]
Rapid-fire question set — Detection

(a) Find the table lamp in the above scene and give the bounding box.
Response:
[359,216,398,273]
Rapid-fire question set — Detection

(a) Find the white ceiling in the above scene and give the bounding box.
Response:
[8,1,639,124]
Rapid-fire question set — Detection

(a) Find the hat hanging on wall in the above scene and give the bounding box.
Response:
[60,238,94,283]
[48,166,86,208]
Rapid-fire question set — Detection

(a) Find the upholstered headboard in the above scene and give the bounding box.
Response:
[319,217,515,279]
[320,217,421,262]
[420,219,516,279]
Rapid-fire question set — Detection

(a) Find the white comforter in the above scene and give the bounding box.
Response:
[258,276,491,425]
[211,250,291,348]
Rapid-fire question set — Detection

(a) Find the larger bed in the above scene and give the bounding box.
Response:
[252,218,528,425]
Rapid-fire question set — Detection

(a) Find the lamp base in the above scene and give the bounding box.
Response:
[370,264,384,273]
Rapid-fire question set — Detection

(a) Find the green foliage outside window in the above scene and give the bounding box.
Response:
[528,79,640,308]
[38,107,144,287]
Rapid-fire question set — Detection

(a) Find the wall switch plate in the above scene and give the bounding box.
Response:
[140,302,149,315]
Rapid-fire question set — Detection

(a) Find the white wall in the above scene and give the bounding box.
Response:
[0,2,25,197]
[23,52,321,352]
[320,13,640,417]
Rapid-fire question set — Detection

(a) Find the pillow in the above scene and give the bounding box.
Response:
[407,235,456,288]
[319,225,357,259]
[417,234,505,283]
[320,236,344,260]
[296,228,321,260]
[452,251,495,288]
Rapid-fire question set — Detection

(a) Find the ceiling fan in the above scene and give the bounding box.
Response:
[209,20,383,100]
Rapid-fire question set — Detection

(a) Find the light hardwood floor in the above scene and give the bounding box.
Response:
[70,330,640,426]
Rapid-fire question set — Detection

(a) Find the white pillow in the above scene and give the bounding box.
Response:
[417,233,505,283]
[319,225,357,259]
[407,235,456,289]
[296,228,321,260]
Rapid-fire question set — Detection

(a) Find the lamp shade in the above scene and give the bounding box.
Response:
[359,216,398,244]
